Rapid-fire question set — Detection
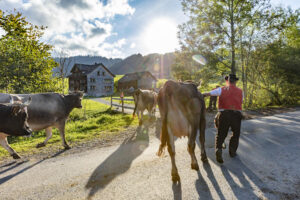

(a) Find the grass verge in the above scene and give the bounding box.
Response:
[0,100,139,159]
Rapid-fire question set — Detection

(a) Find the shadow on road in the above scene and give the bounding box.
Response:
[0,149,68,185]
[219,157,265,199]
[172,182,182,200]
[195,170,213,199]
[85,121,151,199]
[0,160,29,176]
[202,162,226,200]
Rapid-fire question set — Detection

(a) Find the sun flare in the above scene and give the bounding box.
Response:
[141,17,179,54]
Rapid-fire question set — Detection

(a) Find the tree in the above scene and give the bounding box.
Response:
[53,50,73,94]
[179,0,271,74]
[175,0,299,107]
[0,10,57,93]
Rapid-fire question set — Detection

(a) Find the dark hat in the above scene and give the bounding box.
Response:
[224,74,239,81]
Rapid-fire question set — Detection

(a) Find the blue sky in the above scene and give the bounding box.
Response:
[0,0,299,58]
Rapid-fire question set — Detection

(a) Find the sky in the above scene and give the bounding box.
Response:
[0,0,299,58]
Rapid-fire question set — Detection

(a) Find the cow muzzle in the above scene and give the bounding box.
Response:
[23,127,33,137]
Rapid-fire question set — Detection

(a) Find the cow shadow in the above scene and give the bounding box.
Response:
[172,182,182,200]
[0,149,67,185]
[85,124,150,199]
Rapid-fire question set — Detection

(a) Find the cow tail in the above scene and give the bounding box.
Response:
[157,88,170,157]
[157,116,168,157]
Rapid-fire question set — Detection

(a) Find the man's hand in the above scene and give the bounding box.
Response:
[202,92,210,97]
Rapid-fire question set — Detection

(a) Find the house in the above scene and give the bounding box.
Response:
[117,71,157,91]
[68,63,115,96]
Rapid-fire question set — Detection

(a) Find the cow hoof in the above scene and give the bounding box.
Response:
[36,143,46,148]
[201,154,208,162]
[191,163,199,171]
[172,174,181,183]
[12,153,21,159]
[64,145,71,150]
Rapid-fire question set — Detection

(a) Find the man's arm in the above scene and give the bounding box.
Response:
[203,87,222,97]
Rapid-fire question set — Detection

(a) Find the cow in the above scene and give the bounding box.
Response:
[156,80,207,183]
[0,97,32,159]
[132,89,157,125]
[0,92,83,150]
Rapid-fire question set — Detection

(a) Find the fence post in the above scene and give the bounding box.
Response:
[121,97,124,113]
[110,95,112,109]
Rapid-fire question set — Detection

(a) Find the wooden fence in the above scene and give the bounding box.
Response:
[110,96,134,113]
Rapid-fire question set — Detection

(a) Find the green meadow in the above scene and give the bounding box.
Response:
[0,100,139,159]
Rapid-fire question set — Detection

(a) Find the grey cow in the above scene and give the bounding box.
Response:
[0,92,83,155]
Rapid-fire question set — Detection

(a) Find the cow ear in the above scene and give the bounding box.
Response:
[78,91,84,97]
[9,96,14,104]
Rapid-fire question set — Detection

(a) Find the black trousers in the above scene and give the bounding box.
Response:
[215,110,242,153]
[208,96,217,110]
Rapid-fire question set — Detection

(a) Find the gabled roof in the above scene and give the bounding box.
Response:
[118,71,157,83]
[69,63,115,77]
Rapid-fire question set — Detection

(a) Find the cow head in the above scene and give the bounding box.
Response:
[8,97,32,136]
[67,91,84,109]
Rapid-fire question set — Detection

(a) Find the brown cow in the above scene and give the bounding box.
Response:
[133,89,157,125]
[157,80,207,182]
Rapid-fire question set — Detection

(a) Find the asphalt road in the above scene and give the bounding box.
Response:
[0,111,299,200]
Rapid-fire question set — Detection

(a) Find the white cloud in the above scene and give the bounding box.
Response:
[0,0,135,58]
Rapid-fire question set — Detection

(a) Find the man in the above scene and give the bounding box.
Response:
[203,74,243,163]
[207,85,219,111]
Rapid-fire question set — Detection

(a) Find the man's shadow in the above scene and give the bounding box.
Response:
[203,148,267,200]
[85,123,150,199]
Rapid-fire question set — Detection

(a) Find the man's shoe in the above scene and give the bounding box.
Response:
[229,151,237,157]
[216,149,224,164]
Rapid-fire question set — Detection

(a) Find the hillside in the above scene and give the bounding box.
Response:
[53,53,175,79]
[53,55,122,75]
[109,52,175,78]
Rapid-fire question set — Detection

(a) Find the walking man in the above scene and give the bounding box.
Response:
[203,74,243,163]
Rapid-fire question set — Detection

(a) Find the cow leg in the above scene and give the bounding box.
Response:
[57,121,70,149]
[188,123,199,171]
[167,132,180,183]
[0,133,21,159]
[36,127,52,148]
[139,109,144,125]
[199,115,208,162]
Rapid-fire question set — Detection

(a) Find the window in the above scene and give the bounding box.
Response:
[104,86,112,91]
[90,78,95,83]
[104,78,113,83]
[102,71,105,76]
[97,71,100,76]
[90,85,96,90]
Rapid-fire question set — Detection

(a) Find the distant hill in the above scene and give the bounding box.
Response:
[53,55,122,76]
[53,53,175,79]
[109,52,175,78]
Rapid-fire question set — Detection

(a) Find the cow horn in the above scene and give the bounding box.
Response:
[9,96,14,104]
[22,96,32,107]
